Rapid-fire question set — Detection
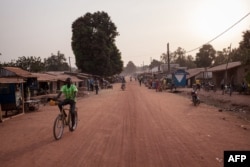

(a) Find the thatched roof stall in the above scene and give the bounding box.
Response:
[0,67,33,122]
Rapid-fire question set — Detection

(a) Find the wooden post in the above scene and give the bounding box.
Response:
[225,44,231,84]
[21,83,25,114]
[0,104,2,123]
[69,57,72,72]
[167,43,170,74]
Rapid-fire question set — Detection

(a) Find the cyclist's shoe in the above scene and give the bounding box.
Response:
[70,121,76,131]
[72,124,76,130]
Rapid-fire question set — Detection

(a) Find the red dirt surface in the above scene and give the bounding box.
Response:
[0,80,250,167]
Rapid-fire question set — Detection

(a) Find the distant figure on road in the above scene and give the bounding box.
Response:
[121,76,126,90]
[94,78,99,94]
[220,79,224,91]
[139,76,143,86]
[240,81,247,94]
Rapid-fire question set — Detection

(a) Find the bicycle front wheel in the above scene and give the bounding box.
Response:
[53,114,64,140]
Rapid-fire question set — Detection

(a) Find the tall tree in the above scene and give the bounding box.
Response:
[123,61,137,74]
[173,47,186,66]
[186,55,197,69]
[195,44,216,67]
[71,11,123,76]
[160,53,168,64]
[160,52,174,64]
[233,30,250,65]
[149,59,162,69]
[0,60,18,68]
[213,49,228,66]
[15,56,44,72]
[44,51,69,71]
[239,30,250,50]
[234,29,250,83]
[167,47,196,69]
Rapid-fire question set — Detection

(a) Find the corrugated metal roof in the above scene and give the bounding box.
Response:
[57,74,83,82]
[31,73,57,82]
[45,72,83,82]
[77,72,91,79]
[207,61,241,72]
[186,68,205,79]
[0,77,25,83]
[1,67,34,78]
[77,75,88,80]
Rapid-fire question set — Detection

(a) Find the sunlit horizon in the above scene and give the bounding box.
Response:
[0,0,249,67]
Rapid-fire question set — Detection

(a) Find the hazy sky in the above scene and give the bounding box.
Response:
[0,0,250,67]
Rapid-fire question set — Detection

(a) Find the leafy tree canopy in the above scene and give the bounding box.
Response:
[0,56,45,72]
[195,44,216,67]
[213,49,229,66]
[123,61,137,74]
[44,51,69,71]
[16,56,45,72]
[185,55,197,69]
[172,47,186,67]
[160,47,196,69]
[0,51,69,72]
[235,30,250,65]
[71,11,123,76]
[212,30,250,67]
[149,59,162,69]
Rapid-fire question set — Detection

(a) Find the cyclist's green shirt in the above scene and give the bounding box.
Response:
[60,84,78,102]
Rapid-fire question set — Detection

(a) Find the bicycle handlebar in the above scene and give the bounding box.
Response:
[48,98,61,106]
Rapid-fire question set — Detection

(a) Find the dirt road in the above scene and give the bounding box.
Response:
[1,80,250,167]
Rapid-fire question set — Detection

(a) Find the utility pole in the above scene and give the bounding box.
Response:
[167,43,170,74]
[225,44,232,84]
[68,57,72,72]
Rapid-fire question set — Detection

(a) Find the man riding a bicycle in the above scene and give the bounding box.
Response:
[56,77,78,127]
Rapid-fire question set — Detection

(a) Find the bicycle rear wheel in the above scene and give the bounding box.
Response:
[53,114,64,140]
[69,110,78,131]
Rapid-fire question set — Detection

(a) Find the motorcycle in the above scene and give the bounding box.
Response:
[191,90,200,106]
[222,84,232,96]
[204,82,216,92]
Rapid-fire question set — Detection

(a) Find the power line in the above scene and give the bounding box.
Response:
[186,12,250,53]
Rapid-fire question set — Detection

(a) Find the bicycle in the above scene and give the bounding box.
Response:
[50,100,78,140]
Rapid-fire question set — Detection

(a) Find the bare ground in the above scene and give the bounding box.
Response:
[176,87,250,121]
[0,80,250,167]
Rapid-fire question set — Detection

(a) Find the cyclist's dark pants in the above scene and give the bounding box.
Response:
[95,85,98,94]
[58,99,76,125]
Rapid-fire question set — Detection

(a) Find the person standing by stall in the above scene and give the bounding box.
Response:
[94,78,99,94]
